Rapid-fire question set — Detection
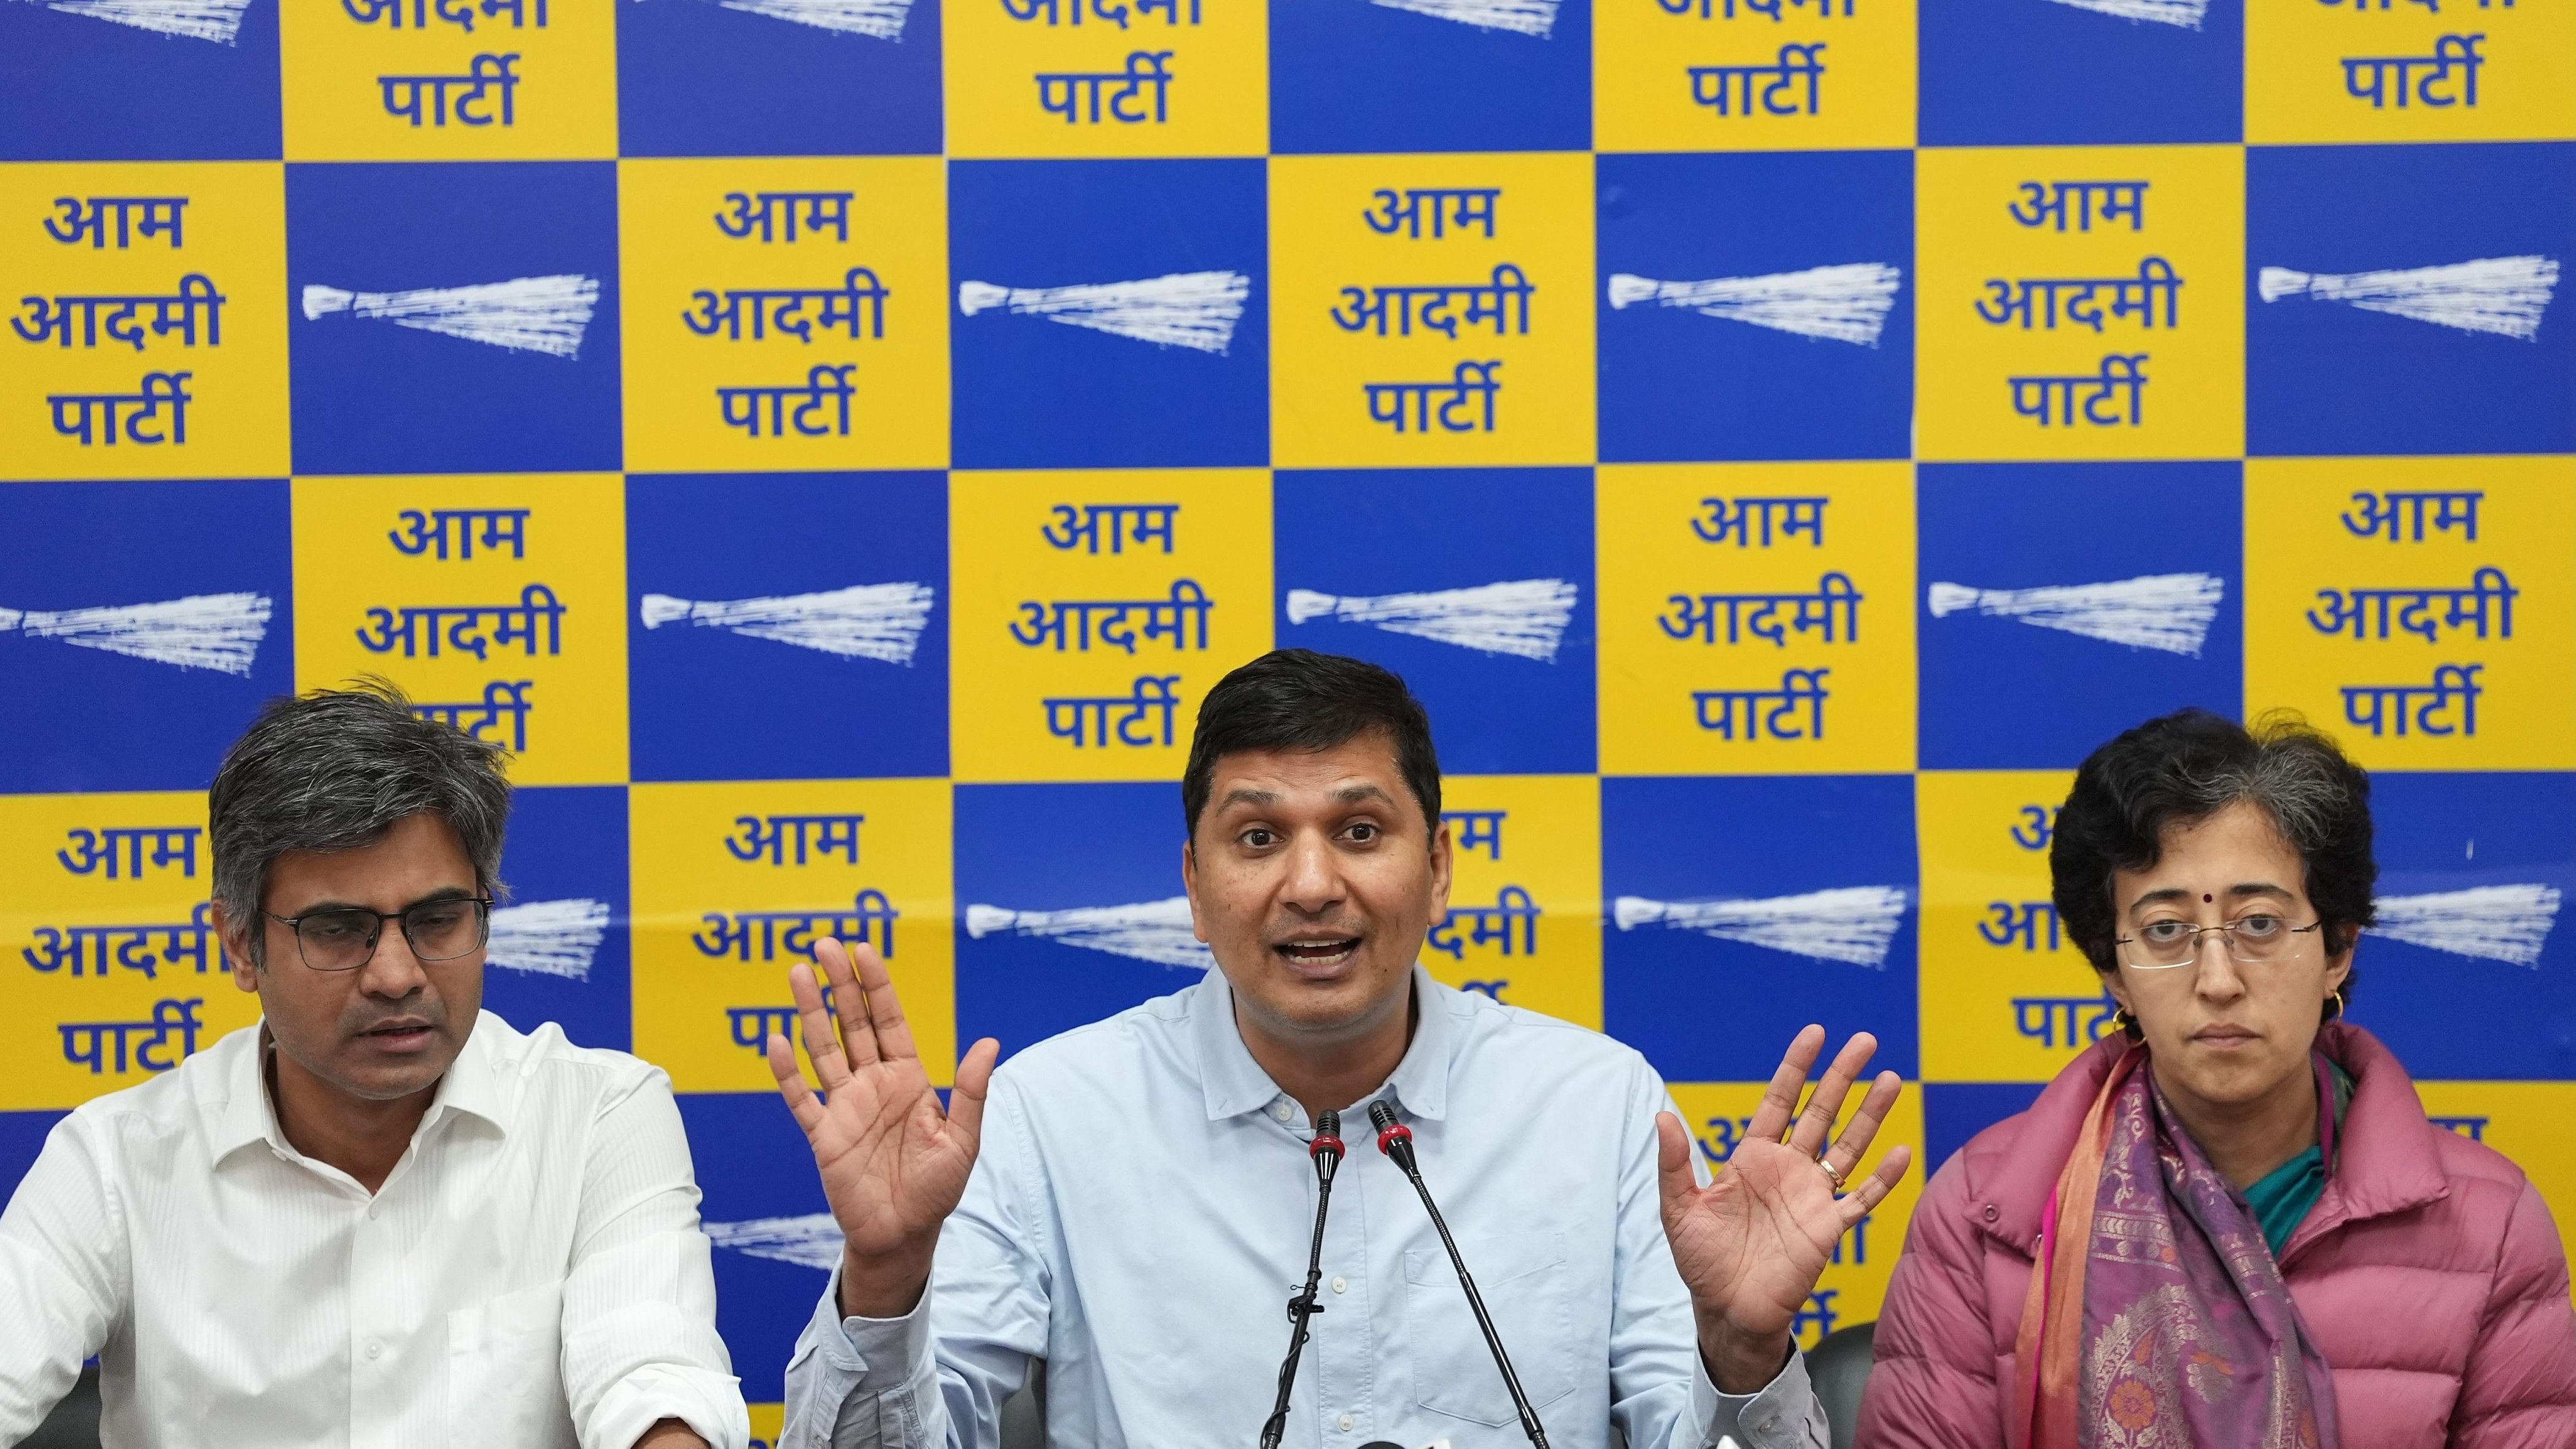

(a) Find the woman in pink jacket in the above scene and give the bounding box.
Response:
[1859,709,2576,1449]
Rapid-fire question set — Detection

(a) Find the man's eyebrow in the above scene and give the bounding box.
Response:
[1215,787,1279,812]
[277,886,478,916]
[1334,784,1396,805]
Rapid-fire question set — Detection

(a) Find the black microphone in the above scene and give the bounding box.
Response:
[1258,1109,1345,1449]
[1371,1100,1551,1449]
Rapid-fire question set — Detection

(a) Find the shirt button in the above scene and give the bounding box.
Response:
[1273,1102,1293,1122]
[366,1342,382,1361]
[1331,1276,1347,1294]
[1982,1204,2001,1223]
[1337,1414,1354,1433]
[366,1202,379,1220]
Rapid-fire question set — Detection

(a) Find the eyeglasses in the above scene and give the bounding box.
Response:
[265,897,492,973]
[2116,913,2324,972]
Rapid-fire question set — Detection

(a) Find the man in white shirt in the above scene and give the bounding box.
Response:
[0,682,750,1449]
[767,649,1913,1448]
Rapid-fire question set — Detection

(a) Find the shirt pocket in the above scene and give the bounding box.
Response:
[447,1278,579,1449]
[1404,1231,1577,1428]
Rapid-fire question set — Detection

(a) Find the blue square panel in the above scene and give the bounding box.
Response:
[2248,143,2576,458]
[627,471,948,781]
[678,1092,838,1407]
[483,785,631,1054]
[2357,772,2576,1081]
[1920,0,2240,146]
[1274,468,1596,775]
[956,782,1204,1062]
[1922,1081,2042,1175]
[0,1110,69,1206]
[0,480,292,794]
[1598,150,1913,463]
[1270,0,1589,154]
[1918,462,2243,770]
[1604,774,1919,1081]
[0,0,280,160]
[949,160,1267,469]
[616,0,942,156]
[287,162,622,475]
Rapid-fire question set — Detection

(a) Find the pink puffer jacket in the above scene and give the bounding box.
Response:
[1857,1024,2576,1448]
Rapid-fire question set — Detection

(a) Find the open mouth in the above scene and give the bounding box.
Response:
[1274,938,1361,968]
[361,1021,436,1051]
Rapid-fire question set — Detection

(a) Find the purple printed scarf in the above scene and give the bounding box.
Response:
[2013,1045,2342,1449]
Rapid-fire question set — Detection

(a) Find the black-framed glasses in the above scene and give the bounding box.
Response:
[2116,914,2324,972]
[265,897,493,972]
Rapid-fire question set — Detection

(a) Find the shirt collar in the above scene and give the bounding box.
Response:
[208,1013,510,1167]
[1192,964,1455,1124]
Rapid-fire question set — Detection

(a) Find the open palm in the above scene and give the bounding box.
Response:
[767,938,1002,1273]
[1657,1026,1911,1358]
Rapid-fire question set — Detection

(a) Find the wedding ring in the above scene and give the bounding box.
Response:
[1816,1156,1847,1192]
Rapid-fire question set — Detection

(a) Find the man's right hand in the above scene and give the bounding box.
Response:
[767,937,1002,1321]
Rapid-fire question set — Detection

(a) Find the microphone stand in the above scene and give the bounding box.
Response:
[1258,1109,1344,1449]
[1371,1101,1550,1449]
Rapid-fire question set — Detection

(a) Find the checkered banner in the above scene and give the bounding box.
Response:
[3,0,2573,1427]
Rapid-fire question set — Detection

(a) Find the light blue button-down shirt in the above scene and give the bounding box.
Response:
[780,967,1825,1449]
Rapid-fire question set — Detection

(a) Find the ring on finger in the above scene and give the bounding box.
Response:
[1814,1153,1847,1192]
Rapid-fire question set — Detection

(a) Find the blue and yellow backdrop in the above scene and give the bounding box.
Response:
[3,0,2573,1432]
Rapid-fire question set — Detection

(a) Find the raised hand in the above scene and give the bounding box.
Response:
[767,936,1002,1318]
[1654,1024,1911,1392]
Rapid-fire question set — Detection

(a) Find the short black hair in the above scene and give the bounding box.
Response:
[2051,708,2376,1011]
[211,678,513,964]
[1182,649,1441,840]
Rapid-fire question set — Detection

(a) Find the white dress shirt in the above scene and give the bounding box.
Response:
[780,967,1826,1449]
[0,1010,751,1449]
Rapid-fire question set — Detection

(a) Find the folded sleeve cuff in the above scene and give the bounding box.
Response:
[587,1364,753,1449]
[1692,1347,1825,1449]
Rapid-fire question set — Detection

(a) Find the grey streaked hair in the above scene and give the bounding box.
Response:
[209,679,512,964]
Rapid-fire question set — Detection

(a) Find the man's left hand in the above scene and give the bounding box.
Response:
[1655,1024,1911,1394]
[634,1419,710,1449]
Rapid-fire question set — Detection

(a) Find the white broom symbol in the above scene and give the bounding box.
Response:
[1927,573,2224,657]
[664,0,916,39]
[19,0,255,42]
[957,271,1250,355]
[301,274,602,359]
[964,897,1213,970]
[485,898,611,981]
[1608,264,1903,347]
[1285,579,1577,663]
[638,583,935,665]
[1370,0,1558,37]
[2258,256,2559,342]
[705,1215,843,1270]
[1614,887,1910,969]
[2372,884,2561,968]
[0,592,271,676]
[2039,0,2208,29]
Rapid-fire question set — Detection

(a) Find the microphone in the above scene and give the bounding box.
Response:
[1258,1109,1345,1449]
[1370,1100,1551,1449]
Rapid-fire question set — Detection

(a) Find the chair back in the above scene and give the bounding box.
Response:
[23,1364,101,1449]
[1807,1320,1878,1449]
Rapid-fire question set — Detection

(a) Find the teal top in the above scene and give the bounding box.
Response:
[2245,1146,2329,1256]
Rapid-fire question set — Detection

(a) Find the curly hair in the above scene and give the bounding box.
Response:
[2050,709,2376,1016]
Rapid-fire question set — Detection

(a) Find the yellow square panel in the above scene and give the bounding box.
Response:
[2246,456,2576,771]
[1595,0,1915,152]
[0,163,288,481]
[2248,0,2576,145]
[1270,153,1593,468]
[945,0,1266,158]
[1915,770,2115,1085]
[631,778,955,1094]
[950,470,1274,782]
[292,474,629,785]
[1598,463,1914,776]
[1431,775,1602,1032]
[620,157,950,473]
[1916,145,2242,463]
[280,0,617,160]
[0,791,258,1112]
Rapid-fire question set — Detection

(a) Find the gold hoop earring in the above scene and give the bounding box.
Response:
[2111,1007,2142,1041]
[2327,989,2346,1021]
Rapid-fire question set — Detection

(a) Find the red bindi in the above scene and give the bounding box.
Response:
[2203,893,2213,903]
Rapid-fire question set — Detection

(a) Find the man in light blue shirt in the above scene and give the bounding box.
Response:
[766,649,1911,1449]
